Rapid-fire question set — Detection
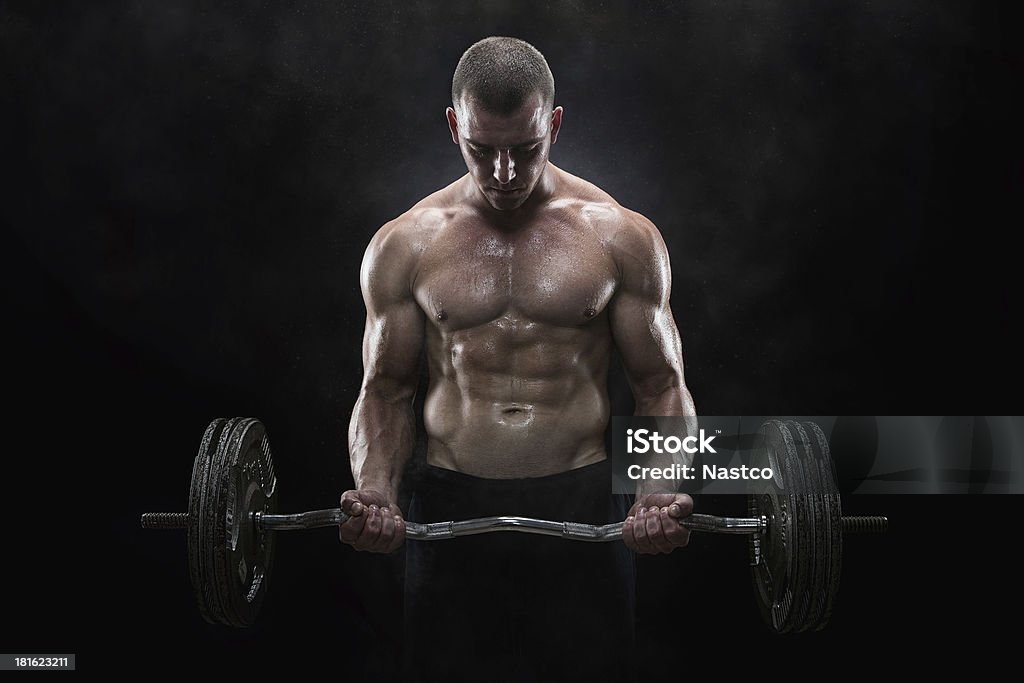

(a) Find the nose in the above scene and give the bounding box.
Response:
[492,149,516,186]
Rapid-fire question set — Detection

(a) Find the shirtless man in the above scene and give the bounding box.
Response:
[339,37,696,680]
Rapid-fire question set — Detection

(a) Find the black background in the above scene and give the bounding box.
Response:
[2,0,1020,676]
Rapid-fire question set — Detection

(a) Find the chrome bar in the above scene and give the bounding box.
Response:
[256,509,768,540]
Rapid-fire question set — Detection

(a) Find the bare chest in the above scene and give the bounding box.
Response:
[413,221,618,330]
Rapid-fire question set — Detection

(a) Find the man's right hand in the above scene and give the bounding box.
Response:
[338,489,406,553]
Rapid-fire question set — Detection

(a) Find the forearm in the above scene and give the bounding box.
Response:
[633,375,695,417]
[633,382,698,497]
[348,387,416,500]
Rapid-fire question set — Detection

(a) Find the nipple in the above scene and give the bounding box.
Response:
[584,307,597,319]
[436,310,448,322]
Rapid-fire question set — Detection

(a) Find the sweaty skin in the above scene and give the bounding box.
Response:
[340,92,696,554]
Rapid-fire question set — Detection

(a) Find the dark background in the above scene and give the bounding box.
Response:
[2,0,1020,676]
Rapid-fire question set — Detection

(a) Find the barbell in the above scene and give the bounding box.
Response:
[142,417,886,633]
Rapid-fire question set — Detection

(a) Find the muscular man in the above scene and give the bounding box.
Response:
[340,37,696,681]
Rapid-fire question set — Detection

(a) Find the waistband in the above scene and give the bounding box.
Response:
[417,458,612,494]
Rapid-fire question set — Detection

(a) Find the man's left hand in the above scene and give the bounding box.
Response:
[622,493,694,554]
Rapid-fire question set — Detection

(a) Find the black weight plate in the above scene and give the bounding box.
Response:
[747,485,791,633]
[250,422,278,622]
[188,418,227,625]
[202,416,243,625]
[217,418,277,626]
[749,421,788,632]
[770,420,812,633]
[187,420,217,622]
[750,420,808,634]
[786,423,827,634]
[788,421,828,632]
[803,420,843,630]
[764,419,801,634]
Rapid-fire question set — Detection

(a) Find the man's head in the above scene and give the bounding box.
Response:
[447,37,563,211]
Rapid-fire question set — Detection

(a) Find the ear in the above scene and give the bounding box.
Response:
[549,106,564,145]
[446,107,460,145]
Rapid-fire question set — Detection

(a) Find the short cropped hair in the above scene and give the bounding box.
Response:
[451,37,555,116]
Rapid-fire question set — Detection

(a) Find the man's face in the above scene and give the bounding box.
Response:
[447,92,562,211]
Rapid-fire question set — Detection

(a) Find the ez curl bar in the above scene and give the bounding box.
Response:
[142,417,886,634]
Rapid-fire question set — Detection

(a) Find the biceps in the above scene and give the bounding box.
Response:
[361,300,424,398]
[610,293,684,393]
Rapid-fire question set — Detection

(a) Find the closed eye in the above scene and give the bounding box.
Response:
[467,143,540,156]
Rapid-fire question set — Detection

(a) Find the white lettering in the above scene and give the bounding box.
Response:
[625,464,697,480]
[702,465,773,480]
[625,429,718,454]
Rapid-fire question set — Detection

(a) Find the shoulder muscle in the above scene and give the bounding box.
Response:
[608,209,672,300]
[361,209,447,310]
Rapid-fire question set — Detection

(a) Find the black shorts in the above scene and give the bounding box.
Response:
[404,459,636,682]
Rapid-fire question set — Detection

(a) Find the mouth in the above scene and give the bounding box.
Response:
[491,187,523,194]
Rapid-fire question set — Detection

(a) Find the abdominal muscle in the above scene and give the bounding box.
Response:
[422,323,612,478]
